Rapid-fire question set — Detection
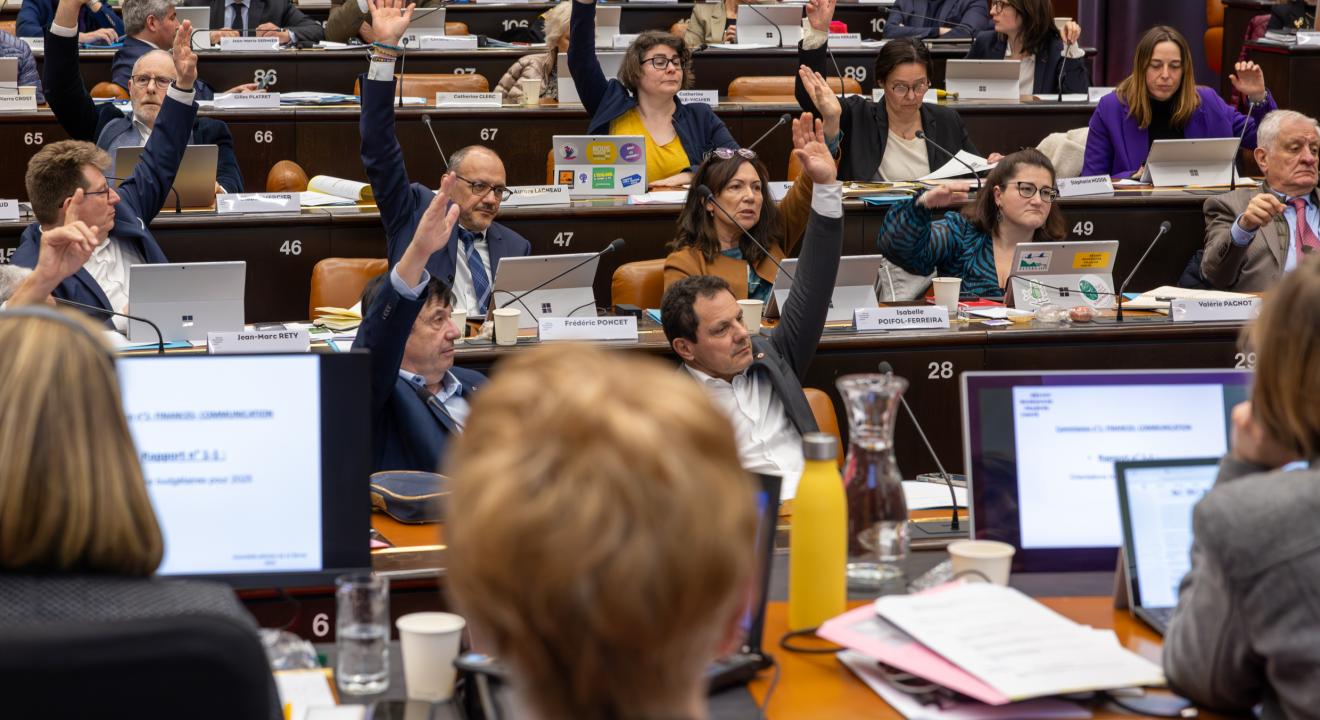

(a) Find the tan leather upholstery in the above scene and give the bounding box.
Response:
[727,75,861,98]
[266,160,310,193]
[804,388,844,467]
[91,82,128,100]
[309,258,388,320]
[353,73,489,97]
[1206,0,1224,75]
[444,21,469,35]
[611,258,666,310]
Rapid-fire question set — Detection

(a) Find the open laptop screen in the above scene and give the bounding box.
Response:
[117,353,372,588]
[962,369,1250,572]
[1115,458,1218,610]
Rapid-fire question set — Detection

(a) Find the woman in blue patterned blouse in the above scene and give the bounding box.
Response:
[877,148,1068,297]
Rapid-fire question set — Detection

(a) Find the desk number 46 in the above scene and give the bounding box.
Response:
[280,240,302,256]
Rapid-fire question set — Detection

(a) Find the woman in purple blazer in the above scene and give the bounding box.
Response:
[1083,25,1274,179]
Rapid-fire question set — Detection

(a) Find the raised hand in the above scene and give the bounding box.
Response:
[1061,20,1081,46]
[368,0,416,47]
[172,20,198,90]
[1238,192,1286,232]
[917,181,971,209]
[1229,60,1267,103]
[797,66,842,140]
[805,0,836,32]
[398,174,460,286]
[791,112,837,185]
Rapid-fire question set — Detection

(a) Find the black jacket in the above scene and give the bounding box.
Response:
[192,0,324,43]
[966,30,1089,96]
[1269,1,1315,30]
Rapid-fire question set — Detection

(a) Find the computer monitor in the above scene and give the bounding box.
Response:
[961,369,1251,572]
[116,352,373,588]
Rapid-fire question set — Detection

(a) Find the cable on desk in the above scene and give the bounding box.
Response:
[777,627,844,654]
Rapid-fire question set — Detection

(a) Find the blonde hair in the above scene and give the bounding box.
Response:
[24,140,110,226]
[0,308,164,576]
[445,344,757,719]
[1116,25,1201,130]
[541,2,572,77]
[1244,255,1320,460]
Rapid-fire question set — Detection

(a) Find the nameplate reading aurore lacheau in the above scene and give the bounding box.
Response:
[418,35,479,50]
[854,306,949,331]
[676,90,718,107]
[215,92,280,109]
[220,36,280,52]
[0,93,37,112]
[1057,175,1115,198]
[216,192,298,214]
[208,328,310,354]
[538,316,638,342]
[435,92,501,108]
[0,199,19,221]
[502,185,571,207]
[829,33,863,48]
[1171,297,1261,323]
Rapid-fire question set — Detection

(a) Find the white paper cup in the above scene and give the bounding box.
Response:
[737,298,764,334]
[947,540,1016,586]
[931,276,962,316]
[519,78,542,106]
[396,612,466,702]
[450,309,467,345]
[492,307,520,346]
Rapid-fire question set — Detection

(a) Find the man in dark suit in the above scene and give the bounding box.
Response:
[114,0,258,100]
[660,113,841,500]
[885,0,991,39]
[198,0,324,45]
[354,174,487,473]
[361,0,531,316]
[44,0,244,193]
[13,14,200,326]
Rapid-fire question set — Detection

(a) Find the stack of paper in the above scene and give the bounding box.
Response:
[920,152,996,182]
[300,176,373,207]
[1122,285,1255,311]
[313,306,362,332]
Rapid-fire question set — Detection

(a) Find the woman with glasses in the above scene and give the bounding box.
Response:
[876,148,1067,297]
[965,0,1089,96]
[795,0,997,182]
[665,114,835,298]
[569,0,737,189]
[1083,25,1274,179]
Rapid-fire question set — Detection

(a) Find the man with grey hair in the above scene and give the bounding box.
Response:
[1203,109,1320,291]
[111,0,257,100]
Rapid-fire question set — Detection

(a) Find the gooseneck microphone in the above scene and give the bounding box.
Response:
[53,297,165,354]
[879,360,960,534]
[745,113,791,153]
[420,114,452,172]
[495,238,624,317]
[915,131,981,193]
[695,185,795,283]
[1229,99,1259,191]
[1115,221,1171,323]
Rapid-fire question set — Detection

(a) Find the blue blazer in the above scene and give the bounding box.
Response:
[113,36,217,100]
[358,75,531,284]
[966,30,1089,96]
[351,279,486,473]
[567,0,737,169]
[17,0,122,38]
[885,0,991,40]
[12,92,194,314]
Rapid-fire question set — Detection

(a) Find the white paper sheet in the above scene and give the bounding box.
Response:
[902,480,966,510]
[919,151,995,182]
[626,190,689,205]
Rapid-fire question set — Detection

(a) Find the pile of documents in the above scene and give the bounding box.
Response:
[819,583,1165,717]
[313,306,362,332]
[1121,285,1256,312]
[300,176,374,207]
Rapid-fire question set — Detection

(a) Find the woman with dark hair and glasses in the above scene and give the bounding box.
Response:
[876,148,1068,297]
[665,112,836,299]
[796,0,998,181]
[569,0,736,189]
[966,0,1089,96]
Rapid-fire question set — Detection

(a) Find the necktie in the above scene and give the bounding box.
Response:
[229,2,246,32]
[459,228,492,314]
[1289,198,1320,262]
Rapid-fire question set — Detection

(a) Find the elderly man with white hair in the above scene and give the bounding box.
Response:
[1203,109,1320,291]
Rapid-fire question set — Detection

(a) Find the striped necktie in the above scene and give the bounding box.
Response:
[1289,198,1320,262]
[458,227,491,313]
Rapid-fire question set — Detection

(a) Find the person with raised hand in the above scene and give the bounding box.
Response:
[4,196,100,307]
[965,0,1089,96]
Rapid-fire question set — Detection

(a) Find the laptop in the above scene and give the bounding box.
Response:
[960,369,1250,572]
[1006,239,1119,310]
[594,5,621,47]
[736,5,803,47]
[1114,457,1219,635]
[552,134,647,196]
[402,6,446,45]
[944,59,1021,101]
[557,53,624,104]
[176,5,211,48]
[114,144,219,210]
[127,261,246,342]
[1140,138,1241,187]
[489,252,600,328]
[766,254,883,322]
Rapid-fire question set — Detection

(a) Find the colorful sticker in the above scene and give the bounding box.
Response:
[591,167,616,189]
[620,173,642,188]
[1016,250,1052,272]
[1072,251,1111,269]
[1077,274,1114,307]
[558,170,575,188]
[587,141,617,164]
[560,144,578,161]
[619,142,643,163]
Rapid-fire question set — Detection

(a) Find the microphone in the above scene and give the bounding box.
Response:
[884,11,976,38]
[745,113,791,153]
[915,131,981,193]
[1056,32,1069,102]
[1115,221,1170,323]
[494,238,623,317]
[420,114,452,172]
[1229,99,1258,191]
[695,184,795,283]
[879,360,961,536]
[53,297,165,354]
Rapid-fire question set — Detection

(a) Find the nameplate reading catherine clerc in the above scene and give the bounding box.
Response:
[1171,297,1260,322]
[854,306,949,331]
[208,329,310,354]
[538,316,639,341]
[435,92,502,108]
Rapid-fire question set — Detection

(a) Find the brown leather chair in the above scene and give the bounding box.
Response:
[611,258,666,310]
[0,20,15,34]
[1205,0,1224,76]
[669,20,687,37]
[308,258,388,320]
[353,73,489,97]
[444,21,469,36]
[266,160,309,193]
[804,387,844,468]
[91,82,128,100]
[727,75,861,99]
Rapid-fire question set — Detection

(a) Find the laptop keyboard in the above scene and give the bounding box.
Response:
[1142,606,1175,634]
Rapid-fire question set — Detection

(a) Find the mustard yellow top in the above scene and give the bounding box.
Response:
[609,108,690,183]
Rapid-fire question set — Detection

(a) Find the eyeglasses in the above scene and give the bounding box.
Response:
[643,55,684,71]
[703,148,758,162]
[453,174,513,202]
[77,175,124,201]
[1009,181,1060,202]
[989,0,1014,11]
[130,74,175,89]
[887,80,930,97]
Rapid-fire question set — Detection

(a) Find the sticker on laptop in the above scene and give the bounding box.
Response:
[1072,252,1111,270]
[1016,251,1052,272]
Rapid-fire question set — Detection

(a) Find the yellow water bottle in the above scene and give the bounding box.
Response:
[788,432,847,631]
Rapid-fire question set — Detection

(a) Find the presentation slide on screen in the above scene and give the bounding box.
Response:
[1125,465,1216,608]
[1012,384,1227,549]
[118,356,323,576]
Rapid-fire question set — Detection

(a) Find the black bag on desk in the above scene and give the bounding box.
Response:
[369,471,449,524]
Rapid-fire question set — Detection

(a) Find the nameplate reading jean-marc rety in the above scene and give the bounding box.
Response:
[538,316,639,342]
[854,306,949,331]
[208,329,310,354]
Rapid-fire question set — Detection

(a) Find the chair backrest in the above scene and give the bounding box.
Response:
[669,20,687,36]
[803,388,843,467]
[0,20,15,35]
[727,75,861,98]
[0,614,276,720]
[91,81,128,100]
[611,258,666,310]
[266,159,309,193]
[309,257,389,320]
[353,73,489,97]
[444,21,469,36]
[1205,0,1225,75]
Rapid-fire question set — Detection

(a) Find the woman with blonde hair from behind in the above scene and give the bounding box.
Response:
[446,343,759,719]
[495,1,571,104]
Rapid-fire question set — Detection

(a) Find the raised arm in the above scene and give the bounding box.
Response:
[43,0,103,141]
[5,204,99,307]
[1226,62,1275,149]
[566,0,609,115]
